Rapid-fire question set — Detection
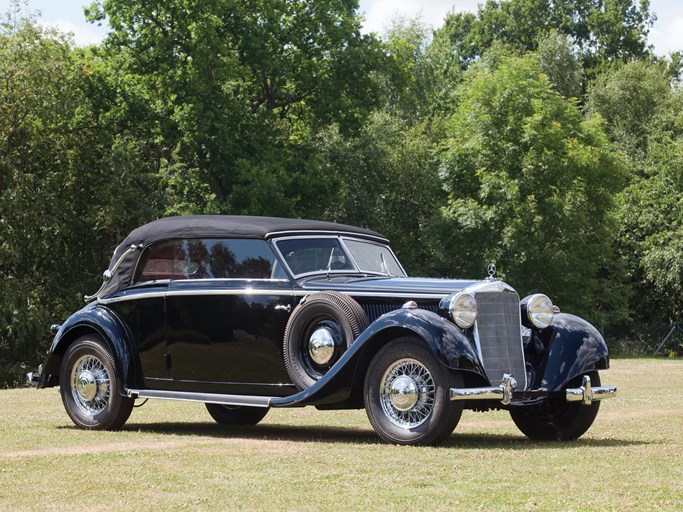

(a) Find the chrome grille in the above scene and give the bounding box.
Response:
[474,290,526,389]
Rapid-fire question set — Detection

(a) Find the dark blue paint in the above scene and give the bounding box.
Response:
[540,313,609,391]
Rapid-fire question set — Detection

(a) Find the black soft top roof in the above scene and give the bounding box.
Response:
[118,215,385,246]
[100,216,387,298]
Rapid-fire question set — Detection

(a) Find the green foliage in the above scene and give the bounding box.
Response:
[0,7,164,385]
[587,60,672,161]
[616,135,683,322]
[589,61,683,322]
[436,0,655,74]
[536,30,583,99]
[437,51,628,321]
[1,0,680,384]
[87,0,385,210]
[315,113,443,273]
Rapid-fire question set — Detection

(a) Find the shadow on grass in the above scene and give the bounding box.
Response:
[74,421,650,449]
[120,421,381,445]
[442,433,647,450]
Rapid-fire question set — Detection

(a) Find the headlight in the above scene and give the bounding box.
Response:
[449,292,477,329]
[526,294,554,329]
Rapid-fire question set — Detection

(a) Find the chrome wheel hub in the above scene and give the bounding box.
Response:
[76,370,98,401]
[308,326,337,365]
[380,358,435,429]
[70,355,110,415]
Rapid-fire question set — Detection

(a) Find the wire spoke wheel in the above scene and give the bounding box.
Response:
[379,358,435,429]
[70,354,111,416]
[60,335,134,430]
[364,338,463,446]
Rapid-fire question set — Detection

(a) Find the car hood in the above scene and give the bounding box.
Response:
[300,276,483,299]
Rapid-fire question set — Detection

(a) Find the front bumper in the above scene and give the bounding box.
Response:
[450,374,617,406]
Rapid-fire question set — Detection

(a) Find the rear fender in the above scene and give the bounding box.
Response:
[39,305,138,392]
[540,313,609,391]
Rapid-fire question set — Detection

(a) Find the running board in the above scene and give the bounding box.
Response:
[127,389,273,408]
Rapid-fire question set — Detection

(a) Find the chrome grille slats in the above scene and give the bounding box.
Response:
[474,290,526,389]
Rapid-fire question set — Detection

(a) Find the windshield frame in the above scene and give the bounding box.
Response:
[272,235,406,279]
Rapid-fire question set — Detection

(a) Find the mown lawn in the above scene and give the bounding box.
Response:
[1,359,682,511]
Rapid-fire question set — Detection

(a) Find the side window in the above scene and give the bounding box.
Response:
[276,238,353,276]
[136,239,283,282]
[137,241,188,281]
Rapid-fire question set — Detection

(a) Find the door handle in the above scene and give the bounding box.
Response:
[275,304,292,313]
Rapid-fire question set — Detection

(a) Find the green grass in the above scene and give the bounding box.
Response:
[2,359,682,511]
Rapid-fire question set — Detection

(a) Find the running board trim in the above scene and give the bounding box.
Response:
[127,389,273,408]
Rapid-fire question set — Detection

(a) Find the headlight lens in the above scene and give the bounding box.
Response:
[527,294,554,329]
[449,292,477,329]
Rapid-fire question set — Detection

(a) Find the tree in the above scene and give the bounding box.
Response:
[587,60,672,162]
[436,0,655,74]
[86,0,385,214]
[315,113,443,274]
[537,30,583,99]
[0,7,163,385]
[436,50,627,321]
[616,136,683,323]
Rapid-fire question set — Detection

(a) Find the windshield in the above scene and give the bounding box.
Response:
[275,237,405,277]
[343,239,405,276]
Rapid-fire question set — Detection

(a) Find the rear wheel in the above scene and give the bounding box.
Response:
[364,338,463,446]
[205,404,269,425]
[510,371,602,441]
[59,335,134,430]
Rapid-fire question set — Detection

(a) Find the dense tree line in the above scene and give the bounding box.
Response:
[1,0,681,385]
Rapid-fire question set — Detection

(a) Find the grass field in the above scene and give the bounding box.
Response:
[1,359,682,511]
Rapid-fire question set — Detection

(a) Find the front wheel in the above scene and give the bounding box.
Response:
[59,335,134,430]
[364,338,463,446]
[205,404,269,425]
[510,371,602,441]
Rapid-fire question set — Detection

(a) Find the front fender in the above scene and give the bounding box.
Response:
[365,308,484,373]
[540,313,609,391]
[39,304,138,392]
[272,308,486,407]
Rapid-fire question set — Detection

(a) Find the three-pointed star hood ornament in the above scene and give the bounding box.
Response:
[486,263,497,281]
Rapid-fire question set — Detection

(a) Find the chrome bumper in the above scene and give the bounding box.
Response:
[564,375,617,405]
[450,374,617,406]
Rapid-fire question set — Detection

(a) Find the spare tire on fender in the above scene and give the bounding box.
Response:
[283,291,369,390]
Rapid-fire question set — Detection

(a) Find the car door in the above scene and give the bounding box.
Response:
[164,238,296,396]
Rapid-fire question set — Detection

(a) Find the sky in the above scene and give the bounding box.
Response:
[2,0,682,56]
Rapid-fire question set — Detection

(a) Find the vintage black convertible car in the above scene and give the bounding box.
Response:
[30,216,616,445]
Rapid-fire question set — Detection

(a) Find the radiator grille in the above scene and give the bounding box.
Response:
[474,291,526,388]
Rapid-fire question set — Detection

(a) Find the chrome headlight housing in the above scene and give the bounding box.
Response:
[525,294,554,329]
[448,292,477,329]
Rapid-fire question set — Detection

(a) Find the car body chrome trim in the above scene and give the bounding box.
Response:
[127,389,273,407]
[99,287,452,304]
[463,280,517,294]
[294,290,449,300]
[98,287,295,305]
